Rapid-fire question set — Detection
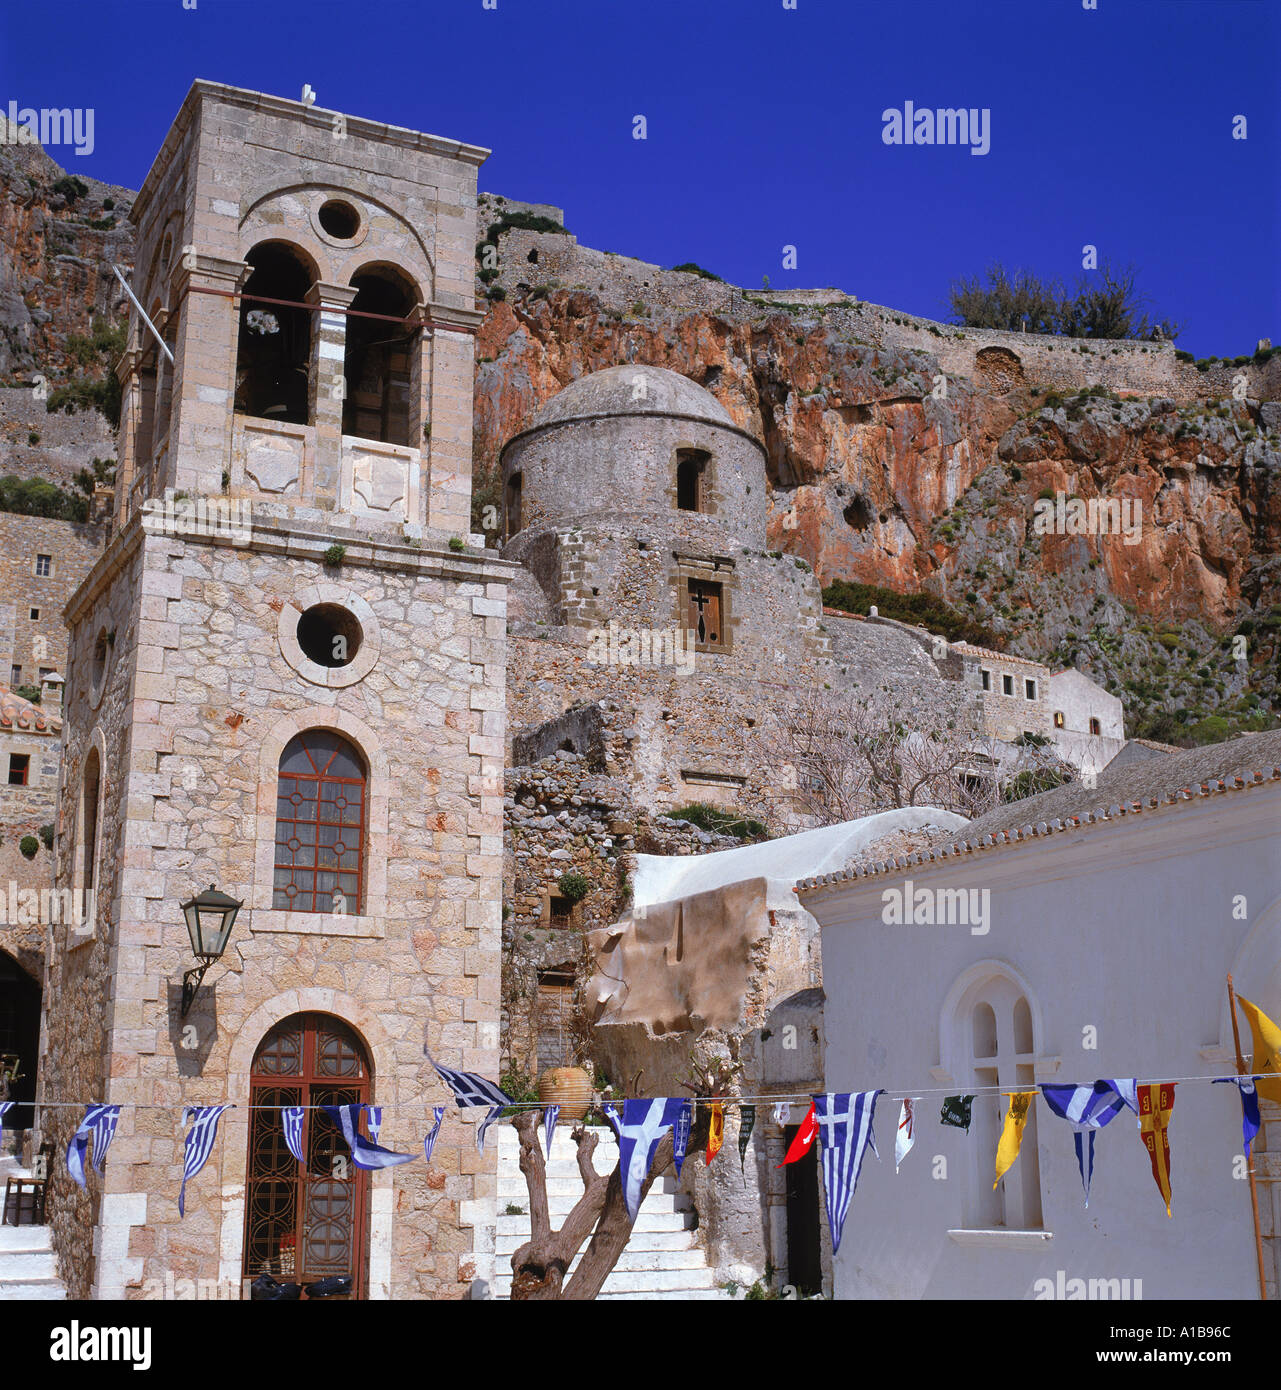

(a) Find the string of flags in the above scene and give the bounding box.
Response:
[6,998,1278,1249]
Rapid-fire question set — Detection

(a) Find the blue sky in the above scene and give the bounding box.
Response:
[1,0,1276,357]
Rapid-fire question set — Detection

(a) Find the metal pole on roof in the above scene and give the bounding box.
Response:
[111,264,174,364]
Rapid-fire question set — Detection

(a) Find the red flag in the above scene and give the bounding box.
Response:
[776,1101,817,1167]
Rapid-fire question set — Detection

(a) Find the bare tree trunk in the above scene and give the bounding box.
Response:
[508,1112,677,1301]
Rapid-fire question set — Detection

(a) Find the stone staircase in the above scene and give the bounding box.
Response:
[492,1125,729,1300]
[0,1157,66,1300]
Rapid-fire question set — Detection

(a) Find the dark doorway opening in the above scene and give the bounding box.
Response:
[783,1123,822,1295]
[0,953,41,1134]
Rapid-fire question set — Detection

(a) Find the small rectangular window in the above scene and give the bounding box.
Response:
[28,608,39,621]
[547,894,573,926]
[1024,678,1037,700]
[980,669,991,692]
[687,579,724,650]
[8,755,29,786]
[1002,673,1013,696]
[9,666,20,686]
[1089,717,1101,735]
[1053,711,1065,728]
[34,554,52,577]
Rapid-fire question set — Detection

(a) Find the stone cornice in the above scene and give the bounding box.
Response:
[499,409,767,466]
[65,512,514,626]
[133,81,489,226]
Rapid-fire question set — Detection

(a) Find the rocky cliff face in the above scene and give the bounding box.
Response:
[3,150,1277,741]
[0,120,134,382]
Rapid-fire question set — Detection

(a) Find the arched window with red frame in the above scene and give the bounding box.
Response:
[273,731,366,914]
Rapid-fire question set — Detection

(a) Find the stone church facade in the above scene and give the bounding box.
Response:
[37,82,510,1299]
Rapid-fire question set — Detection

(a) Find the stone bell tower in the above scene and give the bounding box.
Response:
[39,82,511,1300]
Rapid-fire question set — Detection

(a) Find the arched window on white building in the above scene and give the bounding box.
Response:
[943,966,1044,1231]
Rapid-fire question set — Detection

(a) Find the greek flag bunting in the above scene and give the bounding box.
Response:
[281,1106,306,1165]
[423,1104,446,1164]
[476,1105,503,1154]
[813,1091,883,1254]
[543,1104,560,1158]
[771,1102,790,1127]
[0,1101,12,1129]
[1214,1077,1262,1157]
[364,1105,382,1145]
[1039,1079,1138,1206]
[179,1105,234,1217]
[66,1104,121,1189]
[672,1099,693,1177]
[322,1104,416,1170]
[617,1098,684,1223]
[430,1058,513,1110]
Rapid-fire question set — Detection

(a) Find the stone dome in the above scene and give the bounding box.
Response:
[524,365,735,432]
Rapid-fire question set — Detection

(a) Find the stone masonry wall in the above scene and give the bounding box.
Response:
[42,519,510,1300]
[0,512,104,688]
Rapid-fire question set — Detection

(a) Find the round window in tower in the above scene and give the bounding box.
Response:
[318,199,361,240]
[297,603,363,668]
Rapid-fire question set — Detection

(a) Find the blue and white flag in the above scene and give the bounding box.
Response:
[601,1102,621,1139]
[423,1104,446,1164]
[476,1105,503,1154]
[543,1104,560,1158]
[617,1098,684,1224]
[179,1105,234,1216]
[1040,1079,1138,1205]
[1214,1077,1262,1157]
[431,1058,513,1110]
[281,1106,306,1166]
[672,1099,693,1178]
[322,1104,416,1170]
[364,1105,382,1145]
[813,1091,883,1254]
[0,1101,12,1129]
[65,1104,121,1189]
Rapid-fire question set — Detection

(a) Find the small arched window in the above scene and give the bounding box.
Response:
[79,746,101,897]
[505,470,522,540]
[947,972,1043,1231]
[273,731,366,914]
[675,449,710,512]
[1089,717,1101,735]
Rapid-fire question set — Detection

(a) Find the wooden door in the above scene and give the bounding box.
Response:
[243,1013,370,1297]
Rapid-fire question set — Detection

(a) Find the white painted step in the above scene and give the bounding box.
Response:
[0,1252,57,1280]
[493,1265,719,1295]
[0,1282,67,1300]
[0,1158,67,1300]
[496,1228,698,1255]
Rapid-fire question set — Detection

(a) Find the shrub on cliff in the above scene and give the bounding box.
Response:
[666,803,768,841]
[822,579,1002,649]
[670,262,723,282]
[0,474,88,522]
[947,260,1181,341]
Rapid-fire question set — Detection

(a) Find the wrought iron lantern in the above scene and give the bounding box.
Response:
[179,884,242,1016]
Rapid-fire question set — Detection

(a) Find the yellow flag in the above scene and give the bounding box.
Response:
[993,1092,1035,1189]
[1238,996,1281,1103]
